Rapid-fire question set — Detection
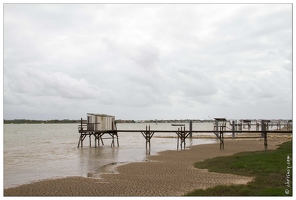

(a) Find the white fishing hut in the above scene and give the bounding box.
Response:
[86,113,116,131]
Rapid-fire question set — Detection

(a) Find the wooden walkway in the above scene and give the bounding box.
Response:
[77,124,292,154]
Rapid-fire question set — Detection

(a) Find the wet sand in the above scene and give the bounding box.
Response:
[4,137,291,196]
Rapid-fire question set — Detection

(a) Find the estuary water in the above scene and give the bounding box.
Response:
[3,122,218,188]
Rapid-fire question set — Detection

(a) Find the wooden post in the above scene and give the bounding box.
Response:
[97,134,100,146]
[180,127,182,149]
[77,134,81,148]
[261,120,265,138]
[261,120,267,150]
[219,122,224,150]
[177,128,180,150]
[215,120,218,134]
[263,122,267,150]
[109,132,118,147]
[148,126,150,150]
[145,126,148,149]
[111,133,114,147]
[89,135,91,147]
[100,133,104,145]
[240,121,242,131]
[81,135,83,148]
[232,120,235,138]
[189,120,192,138]
[183,126,186,149]
[220,131,224,150]
[264,130,267,151]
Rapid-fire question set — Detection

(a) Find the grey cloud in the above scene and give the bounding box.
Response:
[6,69,96,99]
[216,67,292,107]
[114,68,171,107]
[201,5,291,57]
[4,68,120,108]
[129,44,160,69]
[177,67,218,97]
[3,4,292,120]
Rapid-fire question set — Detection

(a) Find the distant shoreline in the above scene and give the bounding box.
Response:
[3,119,215,124]
[3,119,79,124]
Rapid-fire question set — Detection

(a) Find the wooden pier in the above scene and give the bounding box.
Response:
[77,116,292,154]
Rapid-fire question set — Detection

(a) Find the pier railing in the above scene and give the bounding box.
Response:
[78,122,102,131]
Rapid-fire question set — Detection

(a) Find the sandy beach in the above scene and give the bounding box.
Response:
[4,137,291,196]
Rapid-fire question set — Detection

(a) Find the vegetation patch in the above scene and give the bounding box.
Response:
[186,141,292,196]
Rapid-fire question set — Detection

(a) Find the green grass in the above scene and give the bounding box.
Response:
[185,141,292,196]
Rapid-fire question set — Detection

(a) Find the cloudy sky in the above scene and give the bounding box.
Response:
[3,3,292,120]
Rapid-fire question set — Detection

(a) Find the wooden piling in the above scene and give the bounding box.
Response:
[261,121,268,150]
[141,125,155,154]
[89,135,91,147]
[116,134,119,147]
[78,134,86,148]
[220,131,224,150]
[189,120,192,138]
[177,128,180,150]
[175,126,190,150]
[232,120,235,138]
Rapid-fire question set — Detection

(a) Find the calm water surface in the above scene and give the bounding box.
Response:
[4,122,218,188]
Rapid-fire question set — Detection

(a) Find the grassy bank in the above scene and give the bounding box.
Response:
[186,140,292,196]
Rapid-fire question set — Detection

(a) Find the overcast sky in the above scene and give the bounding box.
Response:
[3,3,292,120]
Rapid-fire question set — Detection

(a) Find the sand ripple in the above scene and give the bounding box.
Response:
[4,138,289,196]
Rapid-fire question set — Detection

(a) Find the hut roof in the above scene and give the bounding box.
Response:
[214,118,226,121]
[87,113,115,117]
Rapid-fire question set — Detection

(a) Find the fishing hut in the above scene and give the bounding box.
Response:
[213,118,227,150]
[77,113,118,148]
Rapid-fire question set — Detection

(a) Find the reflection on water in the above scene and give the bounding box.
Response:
[4,123,217,188]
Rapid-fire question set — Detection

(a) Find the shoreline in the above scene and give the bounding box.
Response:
[4,136,291,196]
[4,138,217,189]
